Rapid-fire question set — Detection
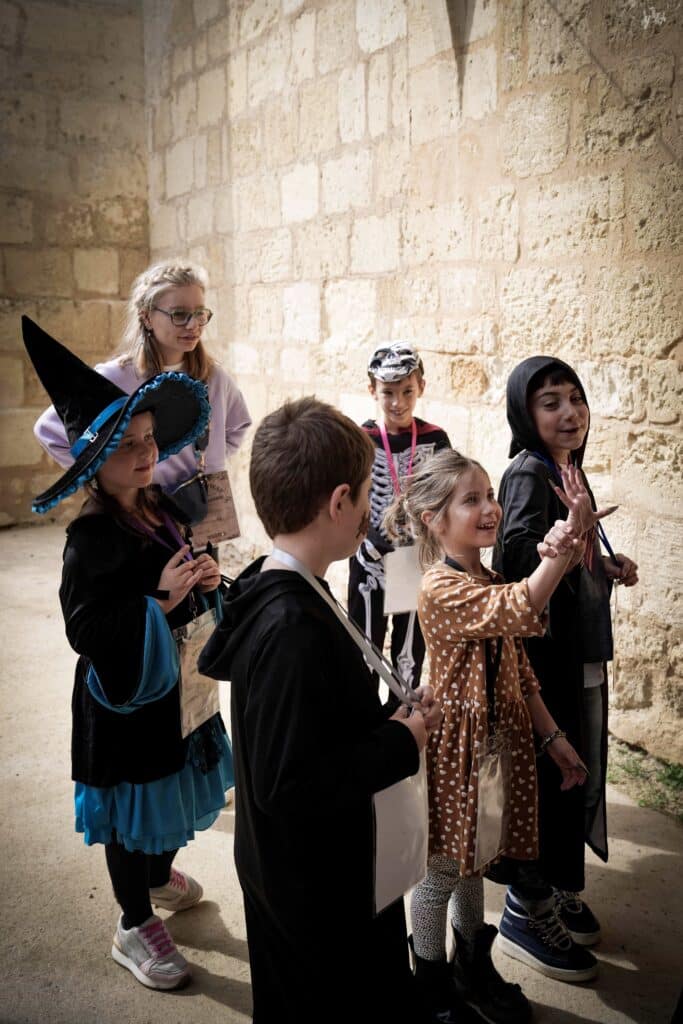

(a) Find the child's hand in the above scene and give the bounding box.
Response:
[538,521,586,572]
[603,553,639,587]
[195,552,221,593]
[156,546,204,613]
[538,520,576,558]
[412,685,442,733]
[546,735,589,791]
[391,704,428,752]
[552,465,617,536]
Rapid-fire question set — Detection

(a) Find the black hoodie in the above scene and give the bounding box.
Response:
[198,559,419,1021]
[493,356,610,882]
[504,355,589,462]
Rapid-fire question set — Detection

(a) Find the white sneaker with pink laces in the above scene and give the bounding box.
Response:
[150,867,203,912]
[111,914,190,990]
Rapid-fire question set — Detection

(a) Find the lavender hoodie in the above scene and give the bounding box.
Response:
[33,357,252,491]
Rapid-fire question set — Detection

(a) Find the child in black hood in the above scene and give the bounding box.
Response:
[493,356,638,983]
[199,396,441,1024]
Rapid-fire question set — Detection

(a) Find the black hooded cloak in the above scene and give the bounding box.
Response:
[198,559,421,1023]
[493,357,611,891]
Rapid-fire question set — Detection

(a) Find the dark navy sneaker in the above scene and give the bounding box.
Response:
[497,891,598,983]
[554,889,601,946]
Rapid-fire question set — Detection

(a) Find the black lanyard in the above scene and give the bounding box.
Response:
[444,556,503,728]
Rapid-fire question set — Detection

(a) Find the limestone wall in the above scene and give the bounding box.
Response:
[141,0,681,762]
[1,0,680,762]
[0,0,148,524]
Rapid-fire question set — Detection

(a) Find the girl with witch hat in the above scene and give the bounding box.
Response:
[23,316,233,991]
[493,357,638,982]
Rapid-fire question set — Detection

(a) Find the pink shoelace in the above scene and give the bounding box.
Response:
[168,868,188,892]
[140,918,175,957]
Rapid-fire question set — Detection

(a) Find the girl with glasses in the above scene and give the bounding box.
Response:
[34,259,252,502]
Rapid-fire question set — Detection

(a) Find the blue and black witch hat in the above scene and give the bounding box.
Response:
[23,315,210,514]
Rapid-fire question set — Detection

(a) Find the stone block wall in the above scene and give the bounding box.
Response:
[0,0,148,523]
[141,0,682,762]
[1,0,680,762]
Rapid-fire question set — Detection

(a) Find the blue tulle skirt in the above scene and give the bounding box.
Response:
[75,730,234,854]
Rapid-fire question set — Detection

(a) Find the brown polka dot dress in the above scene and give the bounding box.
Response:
[417,563,546,878]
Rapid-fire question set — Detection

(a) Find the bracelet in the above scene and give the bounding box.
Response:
[150,589,170,600]
[539,728,566,754]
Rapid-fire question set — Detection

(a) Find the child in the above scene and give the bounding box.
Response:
[198,397,441,1024]
[494,356,638,975]
[348,342,451,693]
[24,316,233,991]
[34,259,251,514]
[384,449,615,1023]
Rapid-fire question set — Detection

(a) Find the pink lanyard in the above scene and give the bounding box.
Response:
[378,419,418,495]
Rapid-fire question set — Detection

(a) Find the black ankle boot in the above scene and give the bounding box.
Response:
[410,937,477,1024]
[452,924,532,1024]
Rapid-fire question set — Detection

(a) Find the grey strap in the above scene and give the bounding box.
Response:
[271,547,415,706]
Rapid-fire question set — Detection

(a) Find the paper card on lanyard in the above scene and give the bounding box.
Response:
[175,608,220,738]
[383,544,423,615]
[373,749,429,914]
[190,470,240,549]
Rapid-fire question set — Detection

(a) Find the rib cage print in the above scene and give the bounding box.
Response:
[370,443,437,540]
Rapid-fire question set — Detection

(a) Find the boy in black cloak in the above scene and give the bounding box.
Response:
[493,356,638,982]
[199,397,441,1024]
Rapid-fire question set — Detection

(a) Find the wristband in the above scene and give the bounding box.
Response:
[150,589,170,600]
[539,728,566,754]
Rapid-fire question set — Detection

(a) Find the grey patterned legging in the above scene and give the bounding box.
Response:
[411,854,485,960]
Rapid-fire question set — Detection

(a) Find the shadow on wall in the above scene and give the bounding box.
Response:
[445,0,477,111]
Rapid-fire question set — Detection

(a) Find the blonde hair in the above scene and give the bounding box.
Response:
[383,449,486,568]
[121,259,214,382]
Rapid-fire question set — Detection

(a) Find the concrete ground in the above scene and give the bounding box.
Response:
[1,523,681,1024]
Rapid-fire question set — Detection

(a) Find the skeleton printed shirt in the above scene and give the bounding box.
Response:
[359,418,451,556]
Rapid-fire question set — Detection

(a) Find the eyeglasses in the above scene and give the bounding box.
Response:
[152,306,213,327]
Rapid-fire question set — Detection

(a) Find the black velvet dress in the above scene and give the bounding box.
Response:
[59,501,230,852]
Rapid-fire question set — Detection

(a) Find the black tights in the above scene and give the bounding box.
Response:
[105,836,177,929]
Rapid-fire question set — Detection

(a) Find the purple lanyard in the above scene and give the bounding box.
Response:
[129,510,193,561]
[378,419,417,495]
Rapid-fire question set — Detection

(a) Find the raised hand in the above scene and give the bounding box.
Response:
[537,520,586,571]
[552,464,617,536]
[156,545,203,613]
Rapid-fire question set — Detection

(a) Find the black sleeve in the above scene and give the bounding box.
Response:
[435,430,452,451]
[59,518,147,705]
[244,620,420,819]
[498,466,552,582]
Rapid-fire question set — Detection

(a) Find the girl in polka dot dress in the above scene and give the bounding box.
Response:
[384,450,615,1024]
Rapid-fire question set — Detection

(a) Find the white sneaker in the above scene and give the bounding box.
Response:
[111,914,190,990]
[150,867,203,912]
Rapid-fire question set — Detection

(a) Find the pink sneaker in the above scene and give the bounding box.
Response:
[111,914,190,990]
[150,867,203,912]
